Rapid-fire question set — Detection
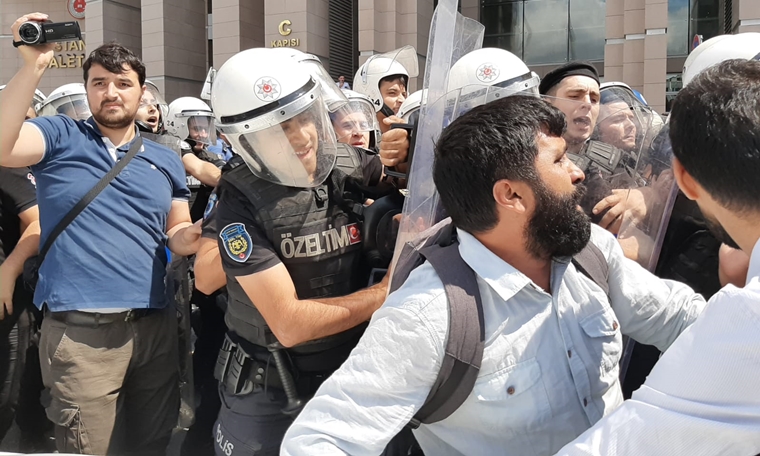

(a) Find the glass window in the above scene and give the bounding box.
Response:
[668,0,690,56]
[523,0,569,65]
[692,0,720,42]
[569,0,605,61]
[482,2,524,56]
[482,2,523,36]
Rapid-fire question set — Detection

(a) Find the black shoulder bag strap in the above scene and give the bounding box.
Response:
[408,239,486,429]
[37,137,143,263]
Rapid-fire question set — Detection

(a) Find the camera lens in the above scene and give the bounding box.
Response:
[18,22,42,45]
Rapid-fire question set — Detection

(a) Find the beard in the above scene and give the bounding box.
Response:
[93,104,137,129]
[703,212,740,250]
[525,180,592,259]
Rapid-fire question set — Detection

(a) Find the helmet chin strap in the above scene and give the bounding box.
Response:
[379,104,395,118]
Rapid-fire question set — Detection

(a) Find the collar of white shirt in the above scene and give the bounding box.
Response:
[456,229,533,302]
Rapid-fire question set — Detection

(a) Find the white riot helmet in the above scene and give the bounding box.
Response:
[166,97,217,146]
[211,48,339,188]
[144,80,168,121]
[397,89,428,124]
[353,46,419,115]
[447,48,540,95]
[329,89,381,149]
[38,83,90,120]
[682,33,760,86]
[268,48,348,111]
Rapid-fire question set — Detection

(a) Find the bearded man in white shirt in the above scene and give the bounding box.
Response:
[281,95,706,456]
[556,59,760,456]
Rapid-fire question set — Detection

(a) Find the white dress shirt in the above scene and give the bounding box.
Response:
[281,225,706,456]
[555,237,760,456]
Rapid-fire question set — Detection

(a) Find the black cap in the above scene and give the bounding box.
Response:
[539,61,600,95]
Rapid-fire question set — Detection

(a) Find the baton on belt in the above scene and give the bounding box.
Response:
[267,342,305,417]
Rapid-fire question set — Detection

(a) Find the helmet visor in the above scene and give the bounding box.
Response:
[300,56,349,112]
[137,91,164,133]
[144,83,169,122]
[40,95,91,120]
[432,84,540,126]
[330,98,379,149]
[226,96,338,188]
[362,46,420,81]
[182,114,218,145]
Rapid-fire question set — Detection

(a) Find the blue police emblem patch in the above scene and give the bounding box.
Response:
[204,192,218,220]
[220,223,252,263]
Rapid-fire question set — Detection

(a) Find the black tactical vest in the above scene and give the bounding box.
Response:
[223,146,369,356]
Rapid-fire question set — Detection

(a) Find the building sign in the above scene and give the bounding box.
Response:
[48,40,86,69]
[67,0,86,20]
[271,38,300,47]
[271,20,299,48]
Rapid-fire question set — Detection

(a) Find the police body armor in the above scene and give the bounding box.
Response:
[222,145,369,365]
[570,140,639,224]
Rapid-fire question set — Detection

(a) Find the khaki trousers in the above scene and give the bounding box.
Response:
[39,307,179,455]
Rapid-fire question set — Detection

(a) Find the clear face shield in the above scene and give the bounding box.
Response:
[368,46,420,80]
[183,114,218,146]
[546,94,675,271]
[39,94,91,120]
[439,84,540,125]
[137,91,164,133]
[299,55,349,112]
[330,98,380,149]
[145,82,169,124]
[221,88,338,188]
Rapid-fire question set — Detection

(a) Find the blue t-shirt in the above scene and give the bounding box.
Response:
[28,115,190,311]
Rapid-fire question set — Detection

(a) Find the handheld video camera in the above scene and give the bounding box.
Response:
[15,20,82,47]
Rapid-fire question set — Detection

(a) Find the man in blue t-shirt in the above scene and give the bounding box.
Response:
[0,12,201,455]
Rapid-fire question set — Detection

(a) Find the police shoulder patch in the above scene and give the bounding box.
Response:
[220,223,253,263]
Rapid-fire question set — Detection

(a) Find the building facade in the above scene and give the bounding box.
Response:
[1,0,759,112]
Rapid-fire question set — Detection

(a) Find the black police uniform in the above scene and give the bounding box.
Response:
[180,159,239,456]
[569,140,639,224]
[184,145,226,222]
[0,167,51,449]
[212,145,383,456]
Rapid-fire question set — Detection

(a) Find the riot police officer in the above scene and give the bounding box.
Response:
[208,48,390,455]
[353,46,419,133]
[166,97,226,222]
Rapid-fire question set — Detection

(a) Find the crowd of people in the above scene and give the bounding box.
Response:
[0,7,758,456]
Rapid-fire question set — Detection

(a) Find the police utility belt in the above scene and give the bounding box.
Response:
[214,334,283,396]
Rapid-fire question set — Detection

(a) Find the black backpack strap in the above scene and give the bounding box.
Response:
[572,242,610,298]
[37,137,143,262]
[408,240,485,428]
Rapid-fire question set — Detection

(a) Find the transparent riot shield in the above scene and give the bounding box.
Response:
[545,93,676,272]
[388,1,485,292]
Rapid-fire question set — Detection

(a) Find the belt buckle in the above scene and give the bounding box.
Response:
[124,310,136,322]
